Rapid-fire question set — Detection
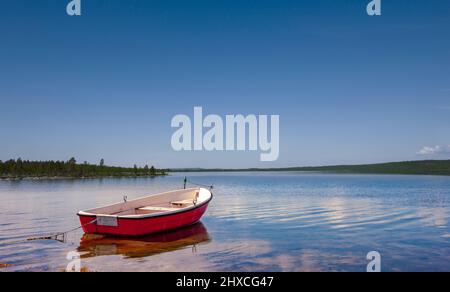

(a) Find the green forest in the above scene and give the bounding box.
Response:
[173,160,450,176]
[0,158,167,179]
[283,160,450,176]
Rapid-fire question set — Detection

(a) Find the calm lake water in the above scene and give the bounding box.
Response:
[1,172,450,272]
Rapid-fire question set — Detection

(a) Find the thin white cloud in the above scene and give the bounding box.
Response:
[417,145,450,156]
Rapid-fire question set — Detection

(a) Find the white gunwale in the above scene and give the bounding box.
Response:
[77,188,212,220]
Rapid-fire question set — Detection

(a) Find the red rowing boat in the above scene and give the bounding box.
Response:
[78,188,213,237]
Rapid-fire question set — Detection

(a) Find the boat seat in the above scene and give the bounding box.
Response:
[137,206,179,212]
[170,200,194,207]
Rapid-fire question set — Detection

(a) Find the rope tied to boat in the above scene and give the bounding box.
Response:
[0,218,98,246]
[1,179,212,247]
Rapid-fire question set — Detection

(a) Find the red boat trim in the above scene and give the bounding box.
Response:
[77,193,213,220]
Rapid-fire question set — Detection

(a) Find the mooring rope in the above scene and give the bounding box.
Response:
[1,178,213,247]
[0,218,98,246]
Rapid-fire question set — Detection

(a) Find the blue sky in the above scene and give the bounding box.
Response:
[0,0,449,168]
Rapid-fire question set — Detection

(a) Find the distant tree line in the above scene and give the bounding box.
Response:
[171,160,450,176]
[0,158,167,179]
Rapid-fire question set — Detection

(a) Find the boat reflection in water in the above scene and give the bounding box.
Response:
[77,222,210,259]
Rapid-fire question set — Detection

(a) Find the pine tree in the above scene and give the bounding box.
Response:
[68,157,77,176]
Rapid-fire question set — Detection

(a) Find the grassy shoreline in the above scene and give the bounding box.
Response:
[170,160,450,177]
[0,174,167,181]
[0,158,168,180]
[3,159,450,179]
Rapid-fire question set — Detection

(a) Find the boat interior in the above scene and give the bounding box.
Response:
[79,188,211,218]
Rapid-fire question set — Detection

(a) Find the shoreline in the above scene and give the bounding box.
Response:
[0,174,168,181]
[169,160,450,177]
[169,169,450,177]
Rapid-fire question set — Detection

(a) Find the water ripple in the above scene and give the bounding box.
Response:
[1,173,450,271]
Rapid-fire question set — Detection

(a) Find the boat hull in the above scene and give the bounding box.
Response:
[79,201,210,237]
